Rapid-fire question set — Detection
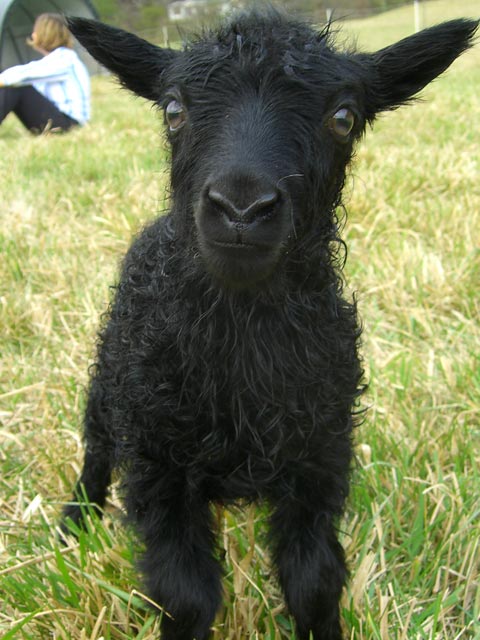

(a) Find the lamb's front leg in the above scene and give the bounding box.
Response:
[126,473,222,640]
[60,378,114,537]
[269,483,348,640]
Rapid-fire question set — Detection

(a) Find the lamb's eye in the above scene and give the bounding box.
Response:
[329,108,355,141]
[165,99,186,131]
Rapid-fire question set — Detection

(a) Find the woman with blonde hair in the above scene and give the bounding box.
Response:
[0,13,90,133]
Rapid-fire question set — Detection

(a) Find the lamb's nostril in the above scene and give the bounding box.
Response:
[207,189,238,221]
[207,187,280,224]
[247,191,280,221]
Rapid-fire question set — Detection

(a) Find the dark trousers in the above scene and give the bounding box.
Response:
[0,85,79,133]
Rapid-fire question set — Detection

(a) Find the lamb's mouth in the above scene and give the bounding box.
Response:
[197,237,283,288]
[208,239,271,251]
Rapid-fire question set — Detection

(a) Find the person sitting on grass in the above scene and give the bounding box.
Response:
[0,13,90,134]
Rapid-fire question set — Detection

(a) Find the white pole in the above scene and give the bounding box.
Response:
[414,0,421,32]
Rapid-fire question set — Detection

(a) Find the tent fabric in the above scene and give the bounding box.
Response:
[0,0,99,72]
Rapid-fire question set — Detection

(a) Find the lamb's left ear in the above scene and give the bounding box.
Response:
[67,18,178,101]
[361,18,478,116]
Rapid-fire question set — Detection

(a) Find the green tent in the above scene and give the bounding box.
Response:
[0,0,99,72]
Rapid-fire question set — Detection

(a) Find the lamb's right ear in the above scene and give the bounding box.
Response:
[67,18,178,101]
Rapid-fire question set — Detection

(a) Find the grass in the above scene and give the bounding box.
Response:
[338,0,480,50]
[1,1,479,638]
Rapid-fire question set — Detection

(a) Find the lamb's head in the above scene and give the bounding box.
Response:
[163,13,368,288]
[68,11,478,289]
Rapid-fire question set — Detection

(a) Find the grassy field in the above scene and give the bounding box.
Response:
[1,1,479,638]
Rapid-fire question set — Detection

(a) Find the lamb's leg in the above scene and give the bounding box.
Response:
[269,495,347,640]
[127,482,222,640]
[60,379,114,536]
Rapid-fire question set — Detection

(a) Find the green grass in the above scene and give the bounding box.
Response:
[338,0,480,50]
[1,1,479,638]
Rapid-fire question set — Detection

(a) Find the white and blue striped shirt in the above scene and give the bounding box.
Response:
[0,47,90,125]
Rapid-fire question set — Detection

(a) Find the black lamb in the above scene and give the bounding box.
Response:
[61,9,478,640]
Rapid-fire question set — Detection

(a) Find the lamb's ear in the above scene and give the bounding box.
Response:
[67,18,178,101]
[362,18,478,116]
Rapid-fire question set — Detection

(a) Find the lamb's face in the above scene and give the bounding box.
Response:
[163,35,364,289]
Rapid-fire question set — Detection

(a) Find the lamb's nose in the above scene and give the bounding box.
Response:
[207,187,280,225]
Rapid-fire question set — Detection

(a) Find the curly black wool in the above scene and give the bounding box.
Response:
[61,9,478,640]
